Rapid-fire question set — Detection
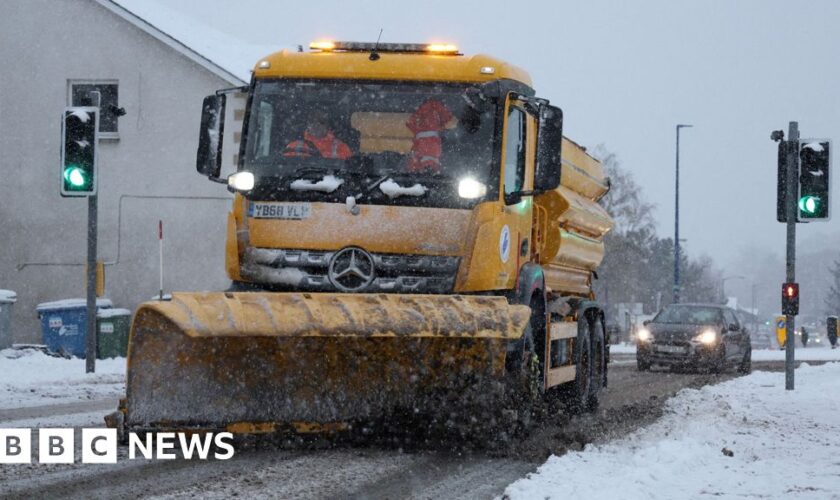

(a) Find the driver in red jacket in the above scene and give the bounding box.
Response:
[284,110,352,160]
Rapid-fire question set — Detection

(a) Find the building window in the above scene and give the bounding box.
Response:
[68,81,119,137]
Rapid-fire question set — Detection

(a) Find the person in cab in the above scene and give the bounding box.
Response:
[283,109,353,160]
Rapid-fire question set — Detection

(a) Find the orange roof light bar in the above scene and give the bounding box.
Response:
[310,41,336,51]
[308,41,461,55]
[425,43,459,54]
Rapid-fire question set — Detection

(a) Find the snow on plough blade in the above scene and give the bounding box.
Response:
[114,292,530,434]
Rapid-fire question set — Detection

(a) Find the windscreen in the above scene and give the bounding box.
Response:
[241,79,500,207]
[653,306,724,325]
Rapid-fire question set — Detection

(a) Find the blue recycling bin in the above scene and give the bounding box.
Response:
[36,298,113,358]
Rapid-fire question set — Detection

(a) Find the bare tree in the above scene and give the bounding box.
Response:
[592,145,722,321]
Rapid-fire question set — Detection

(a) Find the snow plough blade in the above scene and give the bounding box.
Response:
[118,292,530,433]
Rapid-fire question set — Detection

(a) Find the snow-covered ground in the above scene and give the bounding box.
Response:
[611,343,840,362]
[752,347,840,362]
[610,343,638,354]
[0,348,125,410]
[504,362,840,499]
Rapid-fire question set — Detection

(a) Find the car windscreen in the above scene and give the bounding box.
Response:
[653,306,723,325]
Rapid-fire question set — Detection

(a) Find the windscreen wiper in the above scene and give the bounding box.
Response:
[291,166,330,177]
[345,174,391,214]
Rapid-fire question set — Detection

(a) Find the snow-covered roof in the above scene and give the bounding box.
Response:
[36,298,113,312]
[0,290,16,303]
[97,0,283,85]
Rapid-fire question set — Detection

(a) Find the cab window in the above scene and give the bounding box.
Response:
[503,106,526,197]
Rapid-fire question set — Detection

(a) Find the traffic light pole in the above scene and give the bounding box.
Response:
[784,121,798,390]
[85,194,98,373]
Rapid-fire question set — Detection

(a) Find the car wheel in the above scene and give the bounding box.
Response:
[712,345,726,374]
[738,345,752,374]
[637,357,651,371]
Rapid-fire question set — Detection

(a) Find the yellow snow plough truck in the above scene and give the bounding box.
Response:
[107,41,614,442]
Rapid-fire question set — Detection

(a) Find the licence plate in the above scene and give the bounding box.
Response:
[655,344,686,354]
[249,202,312,220]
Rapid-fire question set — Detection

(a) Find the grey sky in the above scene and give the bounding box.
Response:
[128,0,840,272]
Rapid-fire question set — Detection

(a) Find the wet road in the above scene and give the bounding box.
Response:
[0,358,801,499]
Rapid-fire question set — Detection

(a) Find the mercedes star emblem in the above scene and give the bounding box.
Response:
[328,247,375,292]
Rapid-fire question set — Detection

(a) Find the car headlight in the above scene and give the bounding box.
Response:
[694,329,718,345]
[458,178,487,199]
[228,171,255,191]
[636,328,652,342]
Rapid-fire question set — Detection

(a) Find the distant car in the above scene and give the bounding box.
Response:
[636,303,751,374]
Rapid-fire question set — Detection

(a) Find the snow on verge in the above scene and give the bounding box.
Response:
[752,347,840,362]
[503,362,840,500]
[608,343,840,362]
[0,348,125,410]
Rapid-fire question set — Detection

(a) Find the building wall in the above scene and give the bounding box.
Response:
[0,0,243,343]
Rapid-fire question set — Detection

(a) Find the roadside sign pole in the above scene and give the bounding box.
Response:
[784,121,798,390]
[85,194,98,373]
[159,220,164,301]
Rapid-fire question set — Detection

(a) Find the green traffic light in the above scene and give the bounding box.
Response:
[63,166,87,188]
[798,195,819,215]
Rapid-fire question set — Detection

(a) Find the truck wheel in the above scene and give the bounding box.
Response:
[568,320,592,414]
[504,295,545,432]
[587,312,605,411]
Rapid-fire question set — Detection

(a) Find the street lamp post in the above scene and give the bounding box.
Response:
[674,124,693,303]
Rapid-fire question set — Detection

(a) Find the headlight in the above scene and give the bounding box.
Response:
[636,328,652,342]
[694,329,718,345]
[458,178,487,199]
[228,171,255,191]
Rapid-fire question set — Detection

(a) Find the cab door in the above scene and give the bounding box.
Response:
[496,99,535,289]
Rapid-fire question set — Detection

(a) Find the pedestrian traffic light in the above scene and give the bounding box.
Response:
[60,107,98,197]
[797,139,831,221]
[781,282,799,316]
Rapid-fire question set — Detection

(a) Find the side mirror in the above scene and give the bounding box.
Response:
[729,323,739,332]
[643,320,650,326]
[196,94,226,179]
[535,104,563,192]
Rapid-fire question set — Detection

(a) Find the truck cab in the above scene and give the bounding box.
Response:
[197,42,564,298]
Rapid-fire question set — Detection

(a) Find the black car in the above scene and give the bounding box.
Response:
[636,303,751,373]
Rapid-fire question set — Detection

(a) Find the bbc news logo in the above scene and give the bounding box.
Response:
[0,429,235,463]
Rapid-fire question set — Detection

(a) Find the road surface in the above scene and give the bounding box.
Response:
[0,358,801,499]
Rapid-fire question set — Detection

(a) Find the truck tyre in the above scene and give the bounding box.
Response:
[586,311,605,411]
[503,294,546,434]
[568,320,592,414]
